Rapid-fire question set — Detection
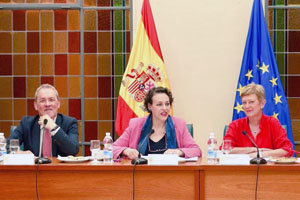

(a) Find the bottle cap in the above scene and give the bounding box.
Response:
[105,132,110,136]
[0,132,4,136]
[209,132,215,137]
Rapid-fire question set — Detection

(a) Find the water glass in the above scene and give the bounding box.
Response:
[90,140,100,164]
[9,139,20,154]
[222,140,232,155]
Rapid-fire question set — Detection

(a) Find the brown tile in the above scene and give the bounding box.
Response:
[288,54,300,74]
[288,76,300,97]
[67,0,76,3]
[68,10,80,31]
[84,121,97,141]
[14,99,26,120]
[13,55,26,75]
[0,100,12,120]
[54,76,68,98]
[98,99,112,120]
[126,31,130,53]
[41,76,54,85]
[41,54,54,75]
[0,11,12,31]
[55,54,67,75]
[0,0,10,3]
[98,121,112,141]
[27,77,40,98]
[98,77,111,98]
[292,121,300,141]
[289,98,300,119]
[27,99,38,116]
[69,99,81,120]
[27,10,39,30]
[13,0,25,2]
[84,0,96,6]
[69,54,81,75]
[69,77,81,98]
[84,54,97,75]
[98,10,111,30]
[0,55,12,75]
[41,32,53,53]
[13,32,25,53]
[84,77,97,98]
[0,32,12,53]
[84,10,96,30]
[84,32,97,53]
[41,10,53,30]
[27,55,40,75]
[0,121,13,138]
[40,0,54,3]
[58,98,68,115]
[98,32,111,53]
[13,10,25,31]
[55,32,67,53]
[77,121,82,142]
[13,77,26,98]
[84,99,97,120]
[0,77,12,98]
[54,10,67,30]
[54,0,66,2]
[27,32,40,53]
[68,32,80,53]
[98,55,111,75]
[97,0,110,6]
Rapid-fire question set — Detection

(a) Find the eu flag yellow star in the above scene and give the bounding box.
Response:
[256,60,260,68]
[274,93,282,104]
[272,112,279,120]
[234,102,243,114]
[237,84,245,96]
[259,62,269,74]
[269,77,278,87]
[245,70,253,80]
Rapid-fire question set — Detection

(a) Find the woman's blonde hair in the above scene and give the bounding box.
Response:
[241,83,265,102]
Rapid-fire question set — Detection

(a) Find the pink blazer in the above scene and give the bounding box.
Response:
[113,116,201,159]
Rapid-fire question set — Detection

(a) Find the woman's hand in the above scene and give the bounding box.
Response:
[122,148,139,159]
[164,149,184,157]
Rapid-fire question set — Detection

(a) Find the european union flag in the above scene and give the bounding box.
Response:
[232,0,295,148]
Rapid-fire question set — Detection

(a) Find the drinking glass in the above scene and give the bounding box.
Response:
[90,140,100,164]
[222,140,232,155]
[9,139,20,154]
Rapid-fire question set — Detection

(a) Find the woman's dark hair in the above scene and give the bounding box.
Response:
[144,87,174,113]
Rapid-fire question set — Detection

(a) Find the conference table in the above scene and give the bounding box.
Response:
[1,157,300,200]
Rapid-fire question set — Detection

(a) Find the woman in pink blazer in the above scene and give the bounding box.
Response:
[113,87,201,159]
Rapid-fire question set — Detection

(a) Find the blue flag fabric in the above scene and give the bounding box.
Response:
[232,0,295,148]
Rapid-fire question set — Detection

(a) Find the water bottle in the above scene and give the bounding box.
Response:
[207,132,217,164]
[0,132,6,156]
[103,132,113,163]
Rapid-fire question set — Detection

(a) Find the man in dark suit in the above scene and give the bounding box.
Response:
[7,84,79,157]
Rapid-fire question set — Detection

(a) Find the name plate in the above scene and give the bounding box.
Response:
[147,154,179,166]
[219,154,250,165]
[3,154,35,165]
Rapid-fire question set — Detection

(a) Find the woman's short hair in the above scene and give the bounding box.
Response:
[241,83,265,102]
[144,87,174,113]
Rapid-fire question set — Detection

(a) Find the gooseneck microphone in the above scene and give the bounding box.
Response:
[35,119,51,164]
[131,129,155,165]
[242,130,267,164]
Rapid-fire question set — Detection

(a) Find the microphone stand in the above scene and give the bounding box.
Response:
[35,119,51,164]
[131,129,155,165]
[242,131,267,164]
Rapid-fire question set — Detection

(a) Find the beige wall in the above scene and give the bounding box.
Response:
[132,0,265,154]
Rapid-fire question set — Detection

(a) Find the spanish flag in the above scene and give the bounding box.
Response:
[115,0,171,136]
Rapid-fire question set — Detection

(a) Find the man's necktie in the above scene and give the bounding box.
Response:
[43,129,51,158]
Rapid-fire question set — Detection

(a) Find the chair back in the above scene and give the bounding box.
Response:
[186,124,193,137]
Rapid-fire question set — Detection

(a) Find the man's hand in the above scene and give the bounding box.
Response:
[38,115,56,130]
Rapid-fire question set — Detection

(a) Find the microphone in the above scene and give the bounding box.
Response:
[242,130,267,164]
[131,129,155,165]
[35,118,51,164]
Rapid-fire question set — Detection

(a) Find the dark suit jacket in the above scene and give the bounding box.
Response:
[8,113,79,157]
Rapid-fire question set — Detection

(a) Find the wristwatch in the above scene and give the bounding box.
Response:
[51,125,59,132]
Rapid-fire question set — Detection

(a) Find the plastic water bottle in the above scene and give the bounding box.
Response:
[103,132,113,163]
[0,132,6,156]
[207,132,217,164]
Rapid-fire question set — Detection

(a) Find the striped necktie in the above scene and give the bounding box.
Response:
[43,129,51,158]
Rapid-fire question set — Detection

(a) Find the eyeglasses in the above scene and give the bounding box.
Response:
[148,135,167,153]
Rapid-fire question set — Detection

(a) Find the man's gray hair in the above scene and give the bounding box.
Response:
[34,84,59,101]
